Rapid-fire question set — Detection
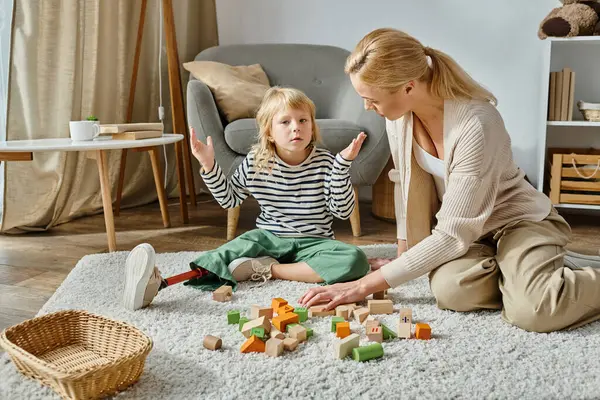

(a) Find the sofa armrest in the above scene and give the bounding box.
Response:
[186,79,239,176]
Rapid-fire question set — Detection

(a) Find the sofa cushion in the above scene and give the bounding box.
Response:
[224,119,365,155]
[183,61,270,122]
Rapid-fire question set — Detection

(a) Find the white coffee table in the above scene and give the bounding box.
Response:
[0,134,184,252]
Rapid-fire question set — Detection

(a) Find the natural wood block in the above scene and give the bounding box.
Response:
[397,322,411,339]
[364,317,380,331]
[415,323,431,340]
[288,324,307,342]
[336,322,351,339]
[272,312,299,332]
[399,308,413,324]
[283,337,299,351]
[203,335,222,350]
[271,298,288,311]
[251,305,273,320]
[368,299,393,314]
[309,306,335,317]
[353,307,370,323]
[241,316,271,338]
[213,285,232,302]
[277,304,295,315]
[270,326,286,340]
[241,335,265,353]
[335,305,350,320]
[334,333,360,359]
[373,290,387,300]
[266,338,284,357]
[367,326,383,343]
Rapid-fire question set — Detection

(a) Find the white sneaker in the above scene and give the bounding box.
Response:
[123,243,163,310]
[228,256,276,285]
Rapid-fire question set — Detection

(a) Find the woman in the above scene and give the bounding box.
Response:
[299,28,600,333]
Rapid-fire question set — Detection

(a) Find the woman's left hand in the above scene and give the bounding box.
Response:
[340,132,367,161]
[298,281,367,310]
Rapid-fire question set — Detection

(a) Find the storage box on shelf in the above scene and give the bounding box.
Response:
[548,148,600,206]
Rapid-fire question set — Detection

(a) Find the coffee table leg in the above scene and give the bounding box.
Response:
[149,146,171,228]
[96,149,117,252]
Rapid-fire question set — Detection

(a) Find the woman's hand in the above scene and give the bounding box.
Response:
[298,281,367,310]
[340,132,367,161]
[190,127,215,172]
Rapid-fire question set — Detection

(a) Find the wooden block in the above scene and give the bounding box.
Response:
[353,307,370,323]
[381,323,397,340]
[295,307,308,322]
[288,324,307,342]
[271,298,288,311]
[331,316,345,332]
[212,285,232,302]
[399,308,412,324]
[336,322,351,339]
[251,327,266,339]
[238,317,249,331]
[266,338,284,357]
[241,316,271,338]
[203,335,222,350]
[415,323,431,340]
[335,305,350,320]
[334,333,360,359]
[309,306,335,317]
[362,315,378,327]
[272,312,299,332]
[373,290,387,300]
[367,326,383,343]
[397,322,411,339]
[227,310,240,324]
[352,343,384,362]
[283,337,299,351]
[368,299,393,314]
[251,305,273,320]
[111,130,162,140]
[241,335,265,353]
[277,304,295,315]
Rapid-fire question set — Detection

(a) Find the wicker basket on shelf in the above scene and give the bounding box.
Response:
[0,309,153,400]
[577,100,600,122]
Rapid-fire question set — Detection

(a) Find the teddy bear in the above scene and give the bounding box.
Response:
[538,0,600,39]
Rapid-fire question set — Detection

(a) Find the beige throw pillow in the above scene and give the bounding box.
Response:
[183,61,270,122]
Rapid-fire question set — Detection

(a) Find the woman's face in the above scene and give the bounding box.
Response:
[350,73,413,120]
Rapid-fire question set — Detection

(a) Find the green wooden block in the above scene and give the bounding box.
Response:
[304,326,313,338]
[286,323,299,333]
[381,323,397,340]
[331,316,345,332]
[251,327,265,339]
[238,317,249,331]
[227,310,240,324]
[295,307,308,322]
[352,343,384,362]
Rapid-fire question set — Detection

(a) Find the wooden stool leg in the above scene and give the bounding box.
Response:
[349,185,361,237]
[114,149,128,216]
[96,150,117,252]
[149,147,171,228]
[227,206,240,241]
[174,141,189,224]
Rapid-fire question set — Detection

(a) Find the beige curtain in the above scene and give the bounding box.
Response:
[1,0,217,232]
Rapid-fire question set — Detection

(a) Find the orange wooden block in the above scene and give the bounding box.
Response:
[272,312,299,332]
[415,323,431,340]
[277,304,295,315]
[336,322,351,338]
[271,298,288,311]
[241,335,266,353]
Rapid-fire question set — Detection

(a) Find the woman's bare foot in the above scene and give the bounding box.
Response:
[368,257,394,271]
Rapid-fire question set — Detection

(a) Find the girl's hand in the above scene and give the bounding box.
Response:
[298,281,367,310]
[190,127,215,172]
[340,132,367,161]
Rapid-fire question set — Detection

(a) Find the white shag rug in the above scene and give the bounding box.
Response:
[1,244,600,400]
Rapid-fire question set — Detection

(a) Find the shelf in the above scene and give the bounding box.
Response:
[550,36,600,43]
[547,121,600,127]
[554,203,600,211]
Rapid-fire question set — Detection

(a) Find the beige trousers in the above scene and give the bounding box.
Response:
[429,210,600,333]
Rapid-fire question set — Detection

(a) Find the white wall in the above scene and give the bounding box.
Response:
[0,0,13,223]
[216,0,558,187]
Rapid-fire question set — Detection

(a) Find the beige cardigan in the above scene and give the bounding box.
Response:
[380,99,552,288]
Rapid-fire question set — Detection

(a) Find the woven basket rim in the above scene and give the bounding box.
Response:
[0,309,152,380]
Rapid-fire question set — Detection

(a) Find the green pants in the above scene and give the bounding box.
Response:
[184,229,370,291]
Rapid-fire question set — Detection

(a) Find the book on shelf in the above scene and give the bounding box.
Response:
[548,67,575,122]
[99,122,164,135]
[111,130,163,140]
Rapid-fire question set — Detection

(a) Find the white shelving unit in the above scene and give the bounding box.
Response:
[537,37,600,212]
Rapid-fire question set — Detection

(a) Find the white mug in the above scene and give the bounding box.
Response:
[69,121,100,141]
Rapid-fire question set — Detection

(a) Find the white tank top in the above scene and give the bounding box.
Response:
[413,140,446,201]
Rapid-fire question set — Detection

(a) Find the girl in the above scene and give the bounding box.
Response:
[300,28,600,333]
[123,87,370,311]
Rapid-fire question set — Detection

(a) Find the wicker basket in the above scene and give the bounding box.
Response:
[0,310,153,400]
[577,101,600,122]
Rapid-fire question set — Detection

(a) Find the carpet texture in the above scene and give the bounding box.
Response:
[1,244,600,399]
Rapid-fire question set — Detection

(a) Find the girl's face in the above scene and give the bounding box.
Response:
[350,73,412,121]
[270,106,313,156]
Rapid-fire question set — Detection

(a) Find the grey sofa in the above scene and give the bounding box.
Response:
[187,44,389,240]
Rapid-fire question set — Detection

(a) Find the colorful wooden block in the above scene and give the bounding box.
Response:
[295,307,308,322]
[381,323,397,340]
[271,298,288,311]
[309,306,335,317]
[203,335,222,350]
[397,322,411,339]
[286,323,299,332]
[251,327,266,339]
[251,305,273,320]
[399,308,413,324]
[415,323,431,340]
[331,316,345,332]
[367,299,393,314]
[272,312,299,332]
[241,335,265,353]
[277,304,295,315]
[212,285,232,302]
[283,337,299,351]
[238,317,249,331]
[265,338,284,357]
[303,325,313,338]
[288,324,307,342]
[352,343,384,362]
[367,326,383,343]
[336,322,351,338]
[334,333,359,359]
[335,305,350,320]
[353,307,370,323]
[227,310,240,324]
[241,316,271,338]
[270,327,286,340]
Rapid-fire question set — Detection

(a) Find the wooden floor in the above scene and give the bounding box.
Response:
[1,194,599,332]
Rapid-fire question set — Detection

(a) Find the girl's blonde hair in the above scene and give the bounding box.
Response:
[252,86,321,173]
[345,28,497,105]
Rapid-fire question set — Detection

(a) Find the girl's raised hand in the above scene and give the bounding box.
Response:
[340,132,367,161]
[190,127,215,172]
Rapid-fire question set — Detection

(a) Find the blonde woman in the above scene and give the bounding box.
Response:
[122,87,370,310]
[300,28,600,333]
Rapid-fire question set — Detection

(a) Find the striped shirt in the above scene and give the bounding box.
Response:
[200,147,355,239]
